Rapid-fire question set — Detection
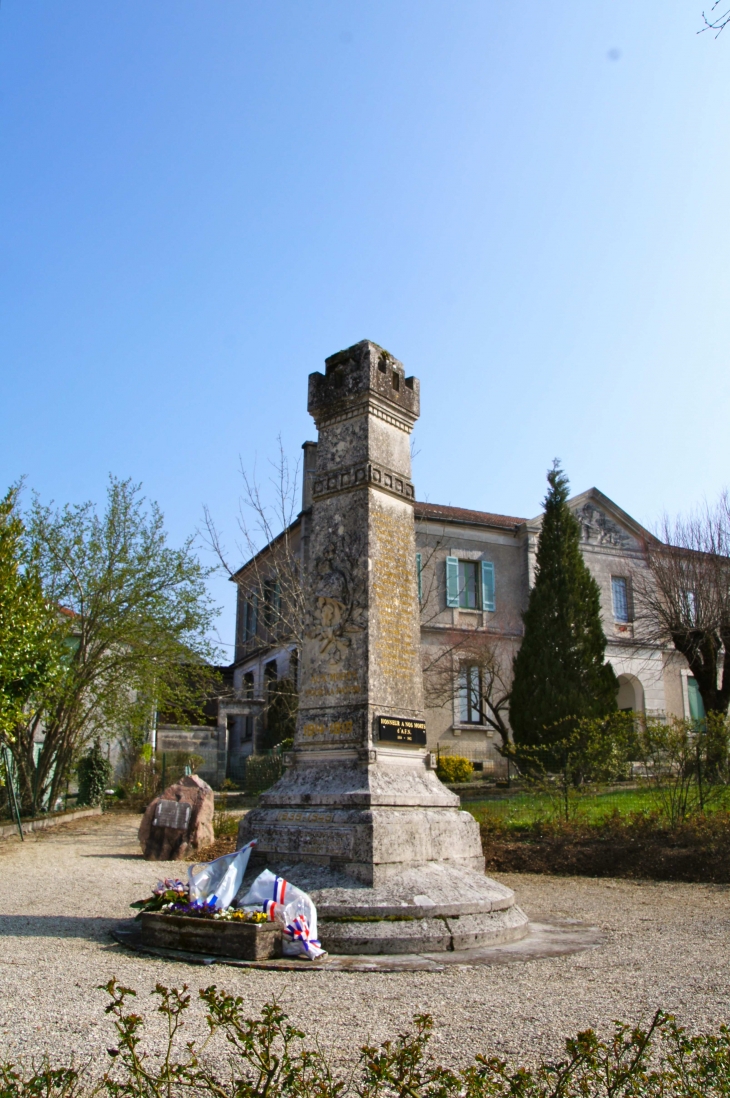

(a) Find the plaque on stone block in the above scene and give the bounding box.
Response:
[377,716,427,746]
[153,800,191,831]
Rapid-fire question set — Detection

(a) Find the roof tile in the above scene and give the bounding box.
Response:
[414,502,526,530]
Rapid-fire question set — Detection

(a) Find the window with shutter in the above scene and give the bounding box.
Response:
[458,665,483,723]
[687,677,706,726]
[415,552,422,603]
[446,556,459,607]
[458,560,479,608]
[611,577,630,622]
[243,596,258,642]
[686,590,698,625]
[481,561,495,612]
[263,579,278,626]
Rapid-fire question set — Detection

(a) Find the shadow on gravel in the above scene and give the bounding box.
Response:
[81,853,143,860]
[0,915,118,940]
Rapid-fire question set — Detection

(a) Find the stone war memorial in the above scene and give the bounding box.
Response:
[237,341,529,954]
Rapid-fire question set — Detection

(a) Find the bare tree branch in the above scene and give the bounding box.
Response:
[700,1,730,34]
[634,491,730,715]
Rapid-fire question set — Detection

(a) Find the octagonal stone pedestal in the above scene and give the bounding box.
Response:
[247,860,529,955]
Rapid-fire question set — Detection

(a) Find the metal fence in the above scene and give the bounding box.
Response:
[436,743,506,776]
[225,752,285,794]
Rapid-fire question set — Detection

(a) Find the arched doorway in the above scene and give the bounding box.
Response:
[616,673,645,713]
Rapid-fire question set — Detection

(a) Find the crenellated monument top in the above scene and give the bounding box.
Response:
[308,340,420,426]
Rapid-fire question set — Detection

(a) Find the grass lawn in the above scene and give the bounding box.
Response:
[466,785,730,829]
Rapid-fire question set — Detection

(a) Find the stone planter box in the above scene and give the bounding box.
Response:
[139,912,282,960]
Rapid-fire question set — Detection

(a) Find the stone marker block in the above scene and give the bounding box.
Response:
[138,774,214,861]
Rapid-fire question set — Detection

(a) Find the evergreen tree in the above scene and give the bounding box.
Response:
[76,739,113,807]
[510,463,618,768]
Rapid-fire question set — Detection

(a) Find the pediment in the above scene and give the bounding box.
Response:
[529,488,658,551]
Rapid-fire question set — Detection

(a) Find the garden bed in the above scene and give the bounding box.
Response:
[479,813,730,882]
[0,804,102,840]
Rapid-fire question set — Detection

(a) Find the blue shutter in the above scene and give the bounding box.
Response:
[481,561,495,612]
[415,553,422,603]
[446,557,459,607]
[251,593,258,637]
[687,678,706,724]
[242,598,249,642]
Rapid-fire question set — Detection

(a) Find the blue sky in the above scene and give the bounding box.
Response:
[1,1,728,655]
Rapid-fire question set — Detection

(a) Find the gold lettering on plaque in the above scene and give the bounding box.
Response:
[300,719,354,740]
[371,508,418,680]
[302,669,361,698]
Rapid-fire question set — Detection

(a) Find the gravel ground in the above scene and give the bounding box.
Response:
[0,812,728,1072]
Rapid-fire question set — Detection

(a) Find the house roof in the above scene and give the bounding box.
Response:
[414,502,527,531]
[229,490,657,579]
[230,517,302,582]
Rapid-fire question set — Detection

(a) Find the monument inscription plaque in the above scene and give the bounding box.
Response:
[153,800,191,831]
[376,716,427,745]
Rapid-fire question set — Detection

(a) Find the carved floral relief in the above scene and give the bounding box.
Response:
[574,503,631,548]
[306,537,366,666]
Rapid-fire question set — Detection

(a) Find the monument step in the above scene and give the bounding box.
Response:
[317,905,529,956]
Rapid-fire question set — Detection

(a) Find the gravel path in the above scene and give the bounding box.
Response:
[0,812,728,1071]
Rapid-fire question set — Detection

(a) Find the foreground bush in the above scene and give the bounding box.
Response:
[2,980,730,1098]
[437,755,473,783]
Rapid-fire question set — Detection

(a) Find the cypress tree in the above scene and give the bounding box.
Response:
[510,463,618,767]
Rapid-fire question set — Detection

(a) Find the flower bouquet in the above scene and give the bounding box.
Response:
[131,879,268,923]
[131,879,188,917]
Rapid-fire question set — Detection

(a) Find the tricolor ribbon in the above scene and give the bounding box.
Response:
[283,914,322,957]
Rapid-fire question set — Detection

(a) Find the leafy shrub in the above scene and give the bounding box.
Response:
[76,740,113,806]
[5,980,730,1098]
[437,755,473,783]
[212,810,239,838]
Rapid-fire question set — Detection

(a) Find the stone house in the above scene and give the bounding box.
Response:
[225,445,701,781]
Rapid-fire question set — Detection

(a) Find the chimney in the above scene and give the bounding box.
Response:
[301,441,318,512]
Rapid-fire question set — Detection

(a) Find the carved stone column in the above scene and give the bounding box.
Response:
[238,341,527,953]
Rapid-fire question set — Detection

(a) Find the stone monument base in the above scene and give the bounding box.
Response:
[240,860,529,955]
